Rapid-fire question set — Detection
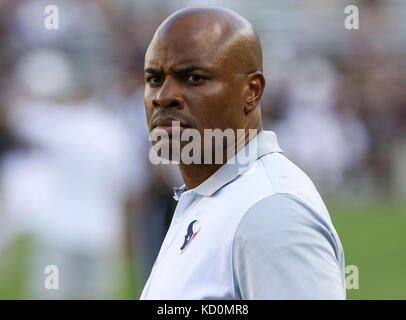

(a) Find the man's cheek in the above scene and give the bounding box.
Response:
[194,81,226,102]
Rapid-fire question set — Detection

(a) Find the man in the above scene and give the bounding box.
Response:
[140,6,346,300]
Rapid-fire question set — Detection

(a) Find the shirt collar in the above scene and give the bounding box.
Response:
[173,130,283,200]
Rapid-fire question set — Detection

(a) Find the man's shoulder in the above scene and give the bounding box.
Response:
[238,153,332,240]
[233,193,329,242]
[232,153,339,252]
[207,152,336,246]
[213,151,328,223]
[234,152,324,209]
[256,152,319,196]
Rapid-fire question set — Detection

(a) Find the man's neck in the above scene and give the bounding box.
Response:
[178,163,223,190]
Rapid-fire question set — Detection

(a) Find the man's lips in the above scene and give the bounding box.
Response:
[151,118,189,135]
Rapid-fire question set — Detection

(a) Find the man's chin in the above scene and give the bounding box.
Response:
[150,140,207,164]
[151,140,182,163]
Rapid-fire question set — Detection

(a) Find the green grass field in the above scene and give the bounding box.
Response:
[1,198,405,299]
[327,198,406,299]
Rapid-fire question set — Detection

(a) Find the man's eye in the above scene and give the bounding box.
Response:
[186,75,205,83]
[146,76,162,84]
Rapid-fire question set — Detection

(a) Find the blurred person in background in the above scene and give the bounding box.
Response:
[270,57,369,192]
[0,47,141,299]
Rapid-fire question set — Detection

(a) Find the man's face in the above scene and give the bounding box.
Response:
[144,20,247,160]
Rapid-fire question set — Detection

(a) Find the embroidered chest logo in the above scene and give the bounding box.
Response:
[180,220,201,253]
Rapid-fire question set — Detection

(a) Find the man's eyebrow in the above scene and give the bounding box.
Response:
[144,66,210,75]
[172,65,210,74]
[144,68,163,75]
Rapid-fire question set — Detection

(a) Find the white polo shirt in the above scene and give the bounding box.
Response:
[140,130,346,300]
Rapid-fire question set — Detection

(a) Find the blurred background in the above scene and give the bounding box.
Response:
[0,0,405,299]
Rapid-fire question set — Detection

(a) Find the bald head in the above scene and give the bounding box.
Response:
[149,6,263,74]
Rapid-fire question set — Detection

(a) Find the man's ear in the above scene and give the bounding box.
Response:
[244,71,265,115]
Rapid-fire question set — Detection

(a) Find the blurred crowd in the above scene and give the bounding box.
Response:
[0,0,405,298]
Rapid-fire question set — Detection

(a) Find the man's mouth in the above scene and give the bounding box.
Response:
[151,117,189,135]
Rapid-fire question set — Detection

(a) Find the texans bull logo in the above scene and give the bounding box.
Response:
[180,220,201,253]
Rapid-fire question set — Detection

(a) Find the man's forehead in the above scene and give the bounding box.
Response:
[145,38,221,71]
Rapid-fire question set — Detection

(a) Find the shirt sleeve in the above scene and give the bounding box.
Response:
[232,193,346,300]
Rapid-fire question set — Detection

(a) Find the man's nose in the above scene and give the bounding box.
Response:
[152,77,183,109]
